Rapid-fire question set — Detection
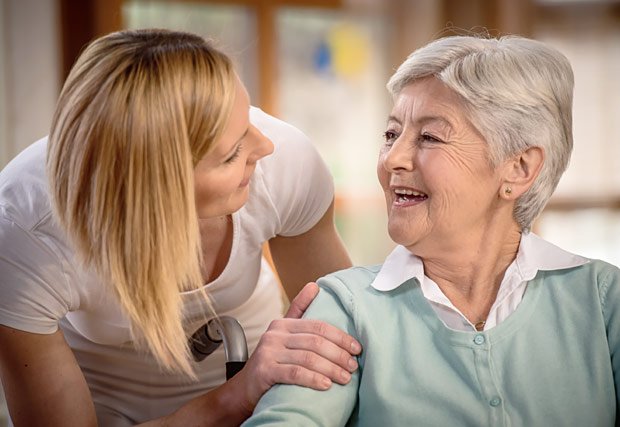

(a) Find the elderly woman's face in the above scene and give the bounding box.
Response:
[377,77,504,256]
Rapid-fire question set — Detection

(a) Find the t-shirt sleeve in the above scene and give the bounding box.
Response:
[242,275,359,426]
[0,213,72,334]
[251,108,335,237]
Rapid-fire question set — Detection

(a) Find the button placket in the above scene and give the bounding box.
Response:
[471,333,504,425]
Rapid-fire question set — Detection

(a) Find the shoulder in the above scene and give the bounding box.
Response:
[0,137,67,266]
[541,259,620,316]
[314,265,384,313]
[250,107,310,148]
[580,258,620,278]
[0,137,52,230]
[319,265,383,292]
[546,258,620,287]
[299,266,385,349]
[306,264,418,352]
[247,107,334,236]
[250,107,322,168]
[582,259,620,307]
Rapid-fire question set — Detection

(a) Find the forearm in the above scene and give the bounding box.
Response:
[137,377,251,427]
[0,327,98,427]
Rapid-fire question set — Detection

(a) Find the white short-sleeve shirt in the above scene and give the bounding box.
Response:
[0,107,334,424]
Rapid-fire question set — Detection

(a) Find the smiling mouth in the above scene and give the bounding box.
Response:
[393,188,428,205]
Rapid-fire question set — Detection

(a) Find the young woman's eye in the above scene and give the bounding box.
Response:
[382,131,398,146]
[224,143,243,164]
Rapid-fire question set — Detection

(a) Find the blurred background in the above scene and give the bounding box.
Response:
[0,0,619,423]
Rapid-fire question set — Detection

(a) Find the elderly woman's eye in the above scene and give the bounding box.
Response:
[382,131,398,144]
[421,133,442,143]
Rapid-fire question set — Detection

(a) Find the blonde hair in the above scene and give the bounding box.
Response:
[47,29,236,376]
[388,35,574,232]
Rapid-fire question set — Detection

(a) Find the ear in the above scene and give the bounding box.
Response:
[499,146,544,199]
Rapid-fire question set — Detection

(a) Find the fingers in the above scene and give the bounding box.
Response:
[241,344,336,399]
[270,318,362,355]
[267,363,334,391]
[245,311,363,396]
[277,344,356,386]
[281,333,358,378]
[284,282,319,319]
[257,318,362,387]
[249,342,352,392]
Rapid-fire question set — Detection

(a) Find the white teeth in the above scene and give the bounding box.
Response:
[394,188,425,197]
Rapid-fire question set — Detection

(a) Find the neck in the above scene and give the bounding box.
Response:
[420,223,522,324]
[198,215,233,283]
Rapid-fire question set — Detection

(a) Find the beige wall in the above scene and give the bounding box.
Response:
[0,1,8,169]
[0,0,60,168]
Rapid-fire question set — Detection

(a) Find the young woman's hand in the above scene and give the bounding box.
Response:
[228,282,362,417]
[157,283,362,427]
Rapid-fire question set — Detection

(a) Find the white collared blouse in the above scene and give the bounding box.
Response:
[370,232,589,331]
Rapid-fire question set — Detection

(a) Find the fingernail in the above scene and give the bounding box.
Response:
[341,370,351,382]
[348,358,358,371]
[351,342,361,353]
[322,377,332,389]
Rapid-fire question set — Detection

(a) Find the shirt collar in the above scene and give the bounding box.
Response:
[515,232,589,280]
[370,232,590,292]
[371,245,424,292]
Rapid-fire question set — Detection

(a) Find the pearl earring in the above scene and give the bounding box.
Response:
[505,187,512,195]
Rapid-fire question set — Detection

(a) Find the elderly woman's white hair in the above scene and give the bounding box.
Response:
[387,35,574,232]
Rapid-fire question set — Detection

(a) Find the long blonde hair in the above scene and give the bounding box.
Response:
[47,29,236,376]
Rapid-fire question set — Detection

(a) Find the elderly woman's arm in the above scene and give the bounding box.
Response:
[242,275,360,426]
[603,266,620,414]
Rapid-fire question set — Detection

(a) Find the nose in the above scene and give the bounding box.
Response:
[247,125,274,162]
[381,136,415,173]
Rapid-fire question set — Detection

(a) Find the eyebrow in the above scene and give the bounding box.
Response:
[236,127,249,143]
[386,115,401,125]
[386,114,454,129]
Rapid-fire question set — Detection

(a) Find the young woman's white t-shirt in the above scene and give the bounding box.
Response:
[0,107,334,425]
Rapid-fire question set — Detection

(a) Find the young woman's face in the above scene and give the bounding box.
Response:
[377,77,504,257]
[194,76,274,219]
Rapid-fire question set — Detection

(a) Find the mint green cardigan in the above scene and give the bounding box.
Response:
[243,260,619,426]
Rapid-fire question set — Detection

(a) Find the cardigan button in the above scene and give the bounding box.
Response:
[473,334,485,345]
[490,397,501,407]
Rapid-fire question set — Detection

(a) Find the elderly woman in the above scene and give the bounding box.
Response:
[242,35,619,426]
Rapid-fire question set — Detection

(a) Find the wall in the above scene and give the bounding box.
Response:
[0,0,60,169]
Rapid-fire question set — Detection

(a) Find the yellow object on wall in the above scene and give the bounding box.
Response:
[327,23,370,79]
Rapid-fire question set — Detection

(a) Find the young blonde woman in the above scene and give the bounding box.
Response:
[0,29,360,426]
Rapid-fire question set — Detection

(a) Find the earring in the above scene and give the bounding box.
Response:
[504,186,512,195]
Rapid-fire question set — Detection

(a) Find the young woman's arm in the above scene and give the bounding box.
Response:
[0,284,360,427]
[0,326,98,426]
[269,199,352,300]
